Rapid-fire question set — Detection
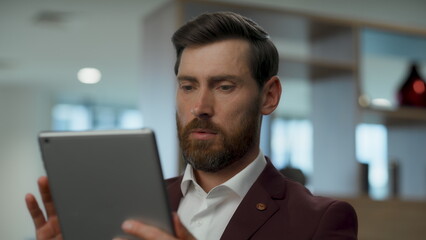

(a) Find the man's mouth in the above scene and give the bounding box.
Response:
[189,128,218,140]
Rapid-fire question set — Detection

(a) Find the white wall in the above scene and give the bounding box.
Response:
[0,86,52,240]
[140,1,179,178]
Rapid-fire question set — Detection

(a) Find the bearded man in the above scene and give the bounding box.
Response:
[26,12,357,240]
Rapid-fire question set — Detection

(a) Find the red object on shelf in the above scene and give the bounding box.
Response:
[397,63,426,108]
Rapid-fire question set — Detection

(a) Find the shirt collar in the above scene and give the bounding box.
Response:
[180,150,267,198]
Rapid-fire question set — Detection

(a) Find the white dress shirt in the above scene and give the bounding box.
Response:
[177,150,267,240]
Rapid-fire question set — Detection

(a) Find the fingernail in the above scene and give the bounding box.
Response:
[122,220,134,230]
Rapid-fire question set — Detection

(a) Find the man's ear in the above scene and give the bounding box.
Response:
[260,76,282,115]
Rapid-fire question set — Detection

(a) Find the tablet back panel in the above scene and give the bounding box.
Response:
[38,129,173,240]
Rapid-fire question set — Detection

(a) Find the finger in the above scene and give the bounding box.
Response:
[25,193,47,229]
[122,220,176,240]
[173,213,195,240]
[38,176,57,218]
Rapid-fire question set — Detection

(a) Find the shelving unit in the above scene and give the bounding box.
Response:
[141,0,426,198]
[360,27,426,200]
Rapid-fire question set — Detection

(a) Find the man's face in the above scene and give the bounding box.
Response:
[176,39,262,172]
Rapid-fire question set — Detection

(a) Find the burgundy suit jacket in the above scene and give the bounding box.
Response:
[166,159,358,239]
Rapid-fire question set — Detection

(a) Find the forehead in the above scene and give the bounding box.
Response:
[177,39,252,78]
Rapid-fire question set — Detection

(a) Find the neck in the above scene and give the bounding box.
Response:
[193,147,260,193]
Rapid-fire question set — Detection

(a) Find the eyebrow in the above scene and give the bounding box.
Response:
[177,74,243,83]
[209,75,243,83]
[177,75,197,83]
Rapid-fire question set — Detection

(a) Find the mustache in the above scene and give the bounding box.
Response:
[183,118,222,134]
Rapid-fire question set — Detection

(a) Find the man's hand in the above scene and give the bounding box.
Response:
[26,177,193,240]
[114,213,196,240]
[25,176,63,240]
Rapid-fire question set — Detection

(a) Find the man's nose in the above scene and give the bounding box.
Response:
[192,89,214,119]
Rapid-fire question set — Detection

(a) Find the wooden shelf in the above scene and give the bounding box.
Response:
[339,196,426,240]
[362,106,426,125]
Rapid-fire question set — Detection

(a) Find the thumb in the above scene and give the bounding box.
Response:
[173,212,196,240]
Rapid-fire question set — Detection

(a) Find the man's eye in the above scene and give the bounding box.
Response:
[180,85,193,91]
[219,85,234,91]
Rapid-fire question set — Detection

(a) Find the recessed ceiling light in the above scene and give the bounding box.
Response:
[34,10,70,25]
[77,68,101,84]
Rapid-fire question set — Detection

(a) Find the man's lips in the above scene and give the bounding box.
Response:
[189,128,218,140]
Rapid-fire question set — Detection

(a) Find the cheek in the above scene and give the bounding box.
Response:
[176,102,191,126]
[220,101,252,125]
[221,96,260,125]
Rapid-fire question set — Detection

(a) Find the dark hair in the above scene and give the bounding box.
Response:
[172,12,279,88]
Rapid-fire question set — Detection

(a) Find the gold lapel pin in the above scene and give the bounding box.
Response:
[256,203,267,211]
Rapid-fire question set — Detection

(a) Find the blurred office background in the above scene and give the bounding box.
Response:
[1,0,426,239]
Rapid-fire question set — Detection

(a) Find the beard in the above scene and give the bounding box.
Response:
[177,100,261,173]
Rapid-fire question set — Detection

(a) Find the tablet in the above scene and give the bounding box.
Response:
[38,129,174,240]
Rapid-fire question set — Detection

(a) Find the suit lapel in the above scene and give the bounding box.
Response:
[166,176,183,212]
[166,159,287,239]
[220,159,287,240]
